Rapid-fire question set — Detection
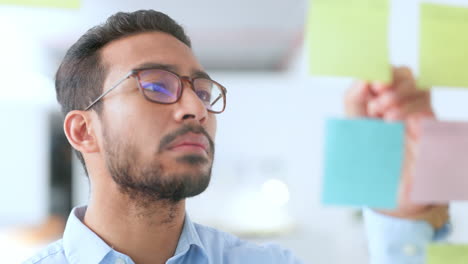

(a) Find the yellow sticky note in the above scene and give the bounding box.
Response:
[0,0,79,9]
[419,3,468,89]
[307,0,391,82]
[427,244,468,264]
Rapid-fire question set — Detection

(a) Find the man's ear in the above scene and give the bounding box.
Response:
[63,110,100,154]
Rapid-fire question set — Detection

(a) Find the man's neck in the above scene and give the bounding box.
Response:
[83,188,186,264]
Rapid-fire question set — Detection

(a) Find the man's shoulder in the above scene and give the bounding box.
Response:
[193,223,299,263]
[23,239,67,264]
[193,222,245,247]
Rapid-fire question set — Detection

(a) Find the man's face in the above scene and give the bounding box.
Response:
[97,32,217,203]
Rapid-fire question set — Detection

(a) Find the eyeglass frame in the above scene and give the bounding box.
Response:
[84,67,228,113]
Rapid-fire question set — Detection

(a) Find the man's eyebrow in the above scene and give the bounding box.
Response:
[133,62,177,72]
[133,62,211,79]
[192,70,211,80]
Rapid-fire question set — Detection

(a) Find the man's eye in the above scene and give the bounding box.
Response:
[196,90,211,102]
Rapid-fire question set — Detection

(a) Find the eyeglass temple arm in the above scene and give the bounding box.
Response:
[210,87,227,107]
[210,95,222,106]
[84,72,133,111]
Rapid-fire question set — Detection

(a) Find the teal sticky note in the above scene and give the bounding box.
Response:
[307,0,391,82]
[322,118,404,209]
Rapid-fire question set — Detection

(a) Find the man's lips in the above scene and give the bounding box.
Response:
[166,132,210,153]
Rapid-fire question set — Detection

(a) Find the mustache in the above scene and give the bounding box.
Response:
[158,124,215,154]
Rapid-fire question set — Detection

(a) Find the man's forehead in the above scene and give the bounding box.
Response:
[133,62,211,79]
[100,31,203,76]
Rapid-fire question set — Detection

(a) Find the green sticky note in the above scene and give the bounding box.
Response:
[427,244,468,264]
[419,3,468,89]
[322,118,404,209]
[307,0,391,82]
[0,0,80,9]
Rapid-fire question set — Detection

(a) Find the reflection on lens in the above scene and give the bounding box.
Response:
[139,69,180,103]
[141,82,172,96]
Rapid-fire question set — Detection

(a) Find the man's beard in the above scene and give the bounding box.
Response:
[103,124,214,205]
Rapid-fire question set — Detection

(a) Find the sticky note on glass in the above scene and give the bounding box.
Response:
[307,0,391,82]
[419,3,468,89]
[0,0,80,9]
[427,244,468,264]
[411,120,468,203]
[322,119,404,209]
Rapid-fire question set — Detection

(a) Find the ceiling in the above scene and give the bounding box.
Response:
[0,0,307,71]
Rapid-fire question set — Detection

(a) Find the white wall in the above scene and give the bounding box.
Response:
[0,20,56,226]
[0,103,50,226]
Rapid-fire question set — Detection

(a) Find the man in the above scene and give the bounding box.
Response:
[26,10,448,264]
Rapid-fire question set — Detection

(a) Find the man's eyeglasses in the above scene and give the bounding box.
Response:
[85,68,227,113]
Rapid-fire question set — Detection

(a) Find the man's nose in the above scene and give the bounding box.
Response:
[173,79,208,123]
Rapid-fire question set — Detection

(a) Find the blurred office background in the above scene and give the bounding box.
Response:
[1,0,468,263]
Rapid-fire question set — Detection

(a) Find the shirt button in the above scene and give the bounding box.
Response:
[115,258,126,264]
[402,244,418,256]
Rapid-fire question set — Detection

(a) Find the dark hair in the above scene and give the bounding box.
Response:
[55,10,192,175]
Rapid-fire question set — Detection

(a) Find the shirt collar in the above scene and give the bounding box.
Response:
[62,206,113,264]
[173,214,206,257]
[62,206,208,263]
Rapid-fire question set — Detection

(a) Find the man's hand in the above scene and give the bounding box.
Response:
[345,67,432,120]
[345,66,449,229]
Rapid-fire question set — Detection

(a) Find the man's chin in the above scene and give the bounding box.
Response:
[162,172,212,202]
[115,171,212,204]
[175,154,210,165]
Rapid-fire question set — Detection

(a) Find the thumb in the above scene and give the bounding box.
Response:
[345,81,373,117]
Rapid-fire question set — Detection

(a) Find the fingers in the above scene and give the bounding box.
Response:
[393,66,413,86]
[369,66,411,93]
[382,95,432,121]
[370,81,391,94]
[344,80,374,117]
[367,67,431,118]
[348,81,372,101]
[345,66,432,119]
[378,81,426,110]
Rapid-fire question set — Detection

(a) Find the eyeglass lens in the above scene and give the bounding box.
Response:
[137,69,225,113]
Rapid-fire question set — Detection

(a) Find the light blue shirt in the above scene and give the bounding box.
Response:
[24,206,449,264]
[363,208,450,264]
